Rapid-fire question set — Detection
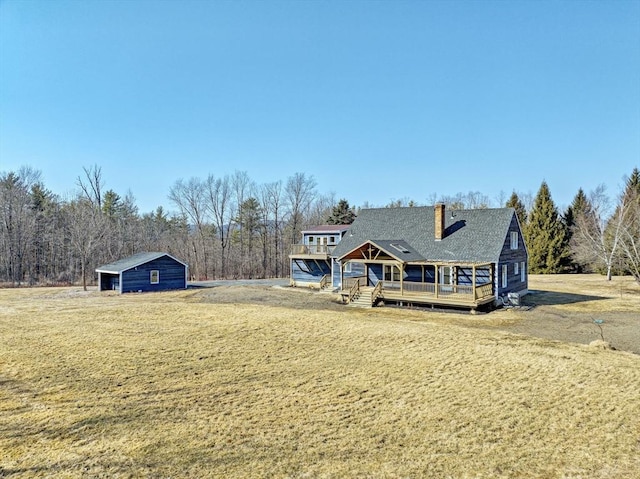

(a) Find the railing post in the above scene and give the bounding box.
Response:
[472,266,477,300]
[435,266,439,298]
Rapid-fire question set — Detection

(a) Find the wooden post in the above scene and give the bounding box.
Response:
[472,265,477,300]
[434,264,439,298]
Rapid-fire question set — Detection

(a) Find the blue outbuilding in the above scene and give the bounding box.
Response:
[96,252,188,293]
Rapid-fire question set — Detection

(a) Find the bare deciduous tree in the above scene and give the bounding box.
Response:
[285,172,317,248]
[571,185,625,280]
[205,174,234,279]
[77,165,104,209]
[64,197,107,290]
[261,181,285,277]
[169,178,209,280]
[0,168,41,285]
[617,187,640,284]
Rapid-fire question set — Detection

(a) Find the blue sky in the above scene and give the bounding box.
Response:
[1,0,638,213]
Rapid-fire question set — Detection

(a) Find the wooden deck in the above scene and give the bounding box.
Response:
[341,278,495,308]
[290,244,336,258]
[290,274,331,290]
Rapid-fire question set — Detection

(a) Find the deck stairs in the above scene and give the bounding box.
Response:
[347,286,375,308]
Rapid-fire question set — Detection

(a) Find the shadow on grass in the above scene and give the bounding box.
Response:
[525,290,607,306]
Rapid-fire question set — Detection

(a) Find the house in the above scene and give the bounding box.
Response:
[96,252,188,293]
[330,204,528,310]
[289,224,351,288]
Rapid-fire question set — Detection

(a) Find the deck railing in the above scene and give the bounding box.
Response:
[319,274,330,290]
[339,278,495,306]
[378,280,494,301]
[371,281,383,304]
[474,282,494,300]
[348,278,361,303]
[290,244,336,255]
[343,276,366,289]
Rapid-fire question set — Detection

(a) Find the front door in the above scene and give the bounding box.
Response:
[320,236,328,253]
[439,266,453,291]
[384,264,401,289]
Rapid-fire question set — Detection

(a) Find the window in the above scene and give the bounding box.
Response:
[391,243,410,254]
[439,266,452,285]
[502,265,508,288]
[308,236,315,244]
[510,231,519,250]
[384,265,401,282]
[521,261,526,282]
[150,270,160,284]
[514,262,519,275]
[344,262,352,273]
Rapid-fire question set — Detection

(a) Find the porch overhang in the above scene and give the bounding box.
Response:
[335,239,424,263]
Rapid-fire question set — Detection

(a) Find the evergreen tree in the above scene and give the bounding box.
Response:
[236,197,262,278]
[564,188,592,272]
[326,199,356,225]
[622,167,640,203]
[102,190,123,220]
[505,191,527,230]
[526,181,571,273]
[617,167,640,281]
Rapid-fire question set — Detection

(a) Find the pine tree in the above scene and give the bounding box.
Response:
[564,188,591,229]
[622,167,640,202]
[326,199,356,225]
[505,191,527,231]
[526,181,571,273]
[565,188,592,272]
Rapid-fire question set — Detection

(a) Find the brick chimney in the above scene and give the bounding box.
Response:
[435,203,445,241]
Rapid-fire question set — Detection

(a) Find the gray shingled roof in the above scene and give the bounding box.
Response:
[96,252,186,273]
[365,239,425,262]
[332,207,516,264]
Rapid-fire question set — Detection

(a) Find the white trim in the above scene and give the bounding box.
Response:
[150,270,160,284]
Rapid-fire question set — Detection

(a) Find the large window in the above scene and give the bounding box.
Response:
[521,261,526,282]
[384,265,401,282]
[502,265,508,288]
[510,231,519,250]
[150,270,159,284]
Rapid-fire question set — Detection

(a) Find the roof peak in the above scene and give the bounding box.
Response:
[361,205,513,213]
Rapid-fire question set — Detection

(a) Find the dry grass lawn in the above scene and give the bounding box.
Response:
[1,276,639,478]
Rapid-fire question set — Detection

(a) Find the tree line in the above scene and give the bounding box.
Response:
[508,168,640,283]
[1,164,638,288]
